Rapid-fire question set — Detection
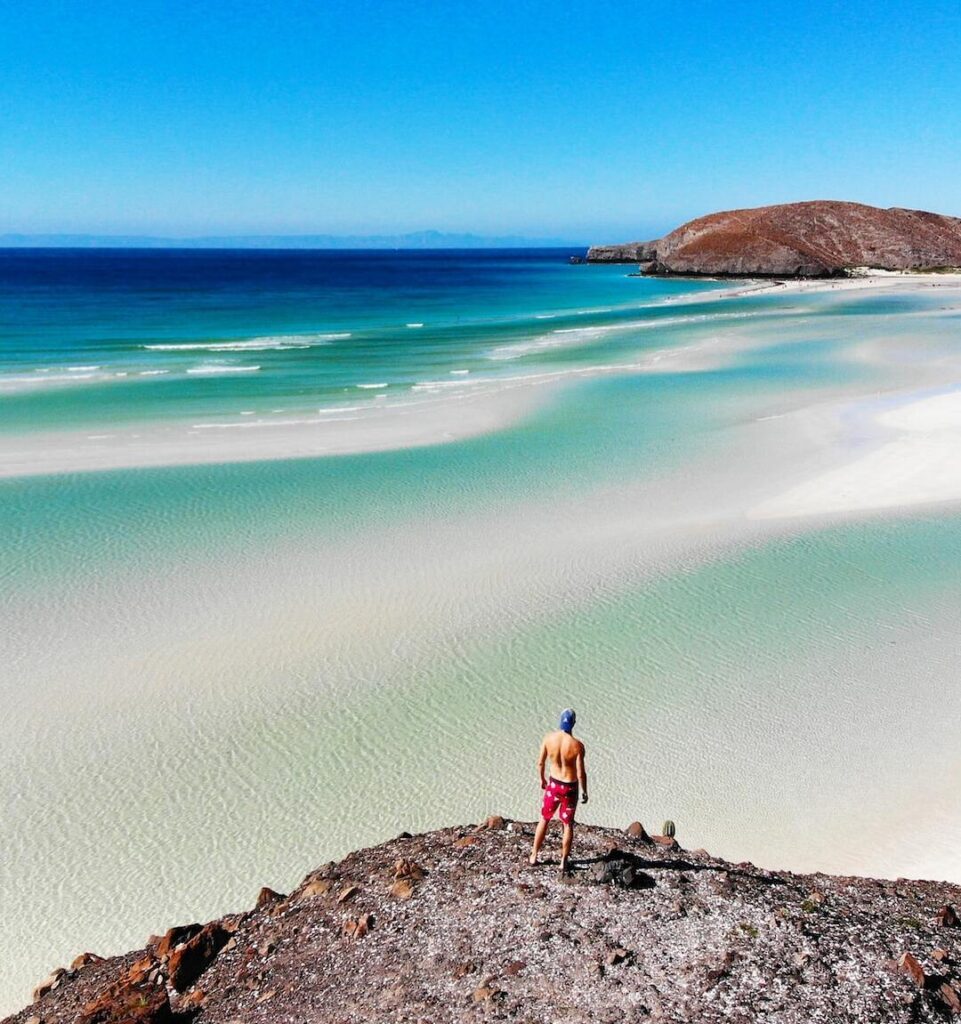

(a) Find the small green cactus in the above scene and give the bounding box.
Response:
[661,819,676,838]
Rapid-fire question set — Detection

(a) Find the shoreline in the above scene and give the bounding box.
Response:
[6,275,961,535]
[0,381,554,480]
[4,274,961,487]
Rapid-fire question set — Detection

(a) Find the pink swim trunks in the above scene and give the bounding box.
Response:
[541,776,578,825]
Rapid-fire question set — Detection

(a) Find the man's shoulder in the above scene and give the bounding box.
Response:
[570,735,586,754]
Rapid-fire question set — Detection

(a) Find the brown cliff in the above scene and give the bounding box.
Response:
[7,819,961,1023]
[587,201,961,276]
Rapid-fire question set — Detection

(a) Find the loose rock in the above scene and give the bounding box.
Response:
[166,922,231,992]
[32,968,69,1003]
[70,953,105,971]
[388,878,415,901]
[897,951,926,988]
[255,887,286,909]
[936,905,959,928]
[336,884,360,904]
[153,923,202,960]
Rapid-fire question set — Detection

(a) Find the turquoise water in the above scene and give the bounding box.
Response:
[0,248,726,433]
[3,253,961,1013]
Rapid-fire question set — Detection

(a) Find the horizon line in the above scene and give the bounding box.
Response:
[0,229,592,250]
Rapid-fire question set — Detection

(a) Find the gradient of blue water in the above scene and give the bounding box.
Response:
[5,253,961,1016]
[0,248,728,433]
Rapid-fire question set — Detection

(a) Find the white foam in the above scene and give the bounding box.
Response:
[490,328,614,360]
[0,366,177,392]
[406,323,424,328]
[144,333,349,352]
[357,383,389,389]
[0,372,97,384]
[489,310,763,360]
[0,371,103,392]
[411,378,480,392]
[192,407,364,430]
[186,364,261,375]
[450,369,470,375]
[552,324,622,335]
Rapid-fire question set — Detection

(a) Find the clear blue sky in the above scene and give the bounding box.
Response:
[2,0,960,240]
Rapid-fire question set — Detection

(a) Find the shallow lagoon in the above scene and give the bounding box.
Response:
[3,253,961,1011]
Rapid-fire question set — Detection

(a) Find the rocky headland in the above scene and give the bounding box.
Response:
[587,200,961,277]
[7,818,961,1023]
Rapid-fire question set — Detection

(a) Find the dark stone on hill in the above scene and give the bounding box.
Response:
[625,821,651,842]
[78,957,171,1024]
[897,951,926,988]
[939,982,961,1014]
[31,968,68,1003]
[937,905,959,927]
[152,923,202,960]
[165,921,230,992]
[255,886,286,909]
[585,850,656,889]
[70,953,105,971]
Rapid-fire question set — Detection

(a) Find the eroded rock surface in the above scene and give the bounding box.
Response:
[6,820,961,1023]
[587,201,961,276]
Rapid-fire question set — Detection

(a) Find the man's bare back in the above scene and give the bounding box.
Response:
[529,708,588,875]
[542,729,584,783]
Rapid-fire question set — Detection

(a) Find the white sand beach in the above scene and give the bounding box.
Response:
[752,386,961,518]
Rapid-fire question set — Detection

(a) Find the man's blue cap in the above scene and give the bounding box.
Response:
[559,708,576,733]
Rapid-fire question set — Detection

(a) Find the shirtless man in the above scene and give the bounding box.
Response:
[528,708,588,875]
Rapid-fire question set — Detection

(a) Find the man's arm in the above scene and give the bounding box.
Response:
[577,745,588,803]
[537,737,548,789]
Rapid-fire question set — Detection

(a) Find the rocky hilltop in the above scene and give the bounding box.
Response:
[587,200,961,276]
[7,819,961,1024]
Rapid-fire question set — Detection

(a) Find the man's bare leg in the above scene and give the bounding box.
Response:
[559,823,574,875]
[529,818,549,865]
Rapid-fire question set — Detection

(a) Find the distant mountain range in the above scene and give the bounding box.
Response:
[0,230,582,250]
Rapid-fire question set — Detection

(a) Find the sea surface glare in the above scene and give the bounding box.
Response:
[3,249,961,1014]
